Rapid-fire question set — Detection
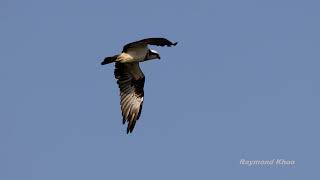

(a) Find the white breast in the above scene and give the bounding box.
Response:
[118,46,148,63]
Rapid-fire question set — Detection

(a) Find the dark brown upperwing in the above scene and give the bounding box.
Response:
[122,38,178,52]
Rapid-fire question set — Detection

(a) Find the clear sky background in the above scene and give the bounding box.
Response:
[1,0,320,179]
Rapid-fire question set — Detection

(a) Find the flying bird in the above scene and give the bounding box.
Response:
[101,38,177,133]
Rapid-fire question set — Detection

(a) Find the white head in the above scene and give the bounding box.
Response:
[146,49,160,61]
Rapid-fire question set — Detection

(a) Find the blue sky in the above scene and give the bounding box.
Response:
[1,0,320,179]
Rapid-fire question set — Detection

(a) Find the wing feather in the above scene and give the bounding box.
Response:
[114,62,145,133]
[122,38,177,52]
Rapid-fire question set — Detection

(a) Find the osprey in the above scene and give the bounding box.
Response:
[101,38,177,133]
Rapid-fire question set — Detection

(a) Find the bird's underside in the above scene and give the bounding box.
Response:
[101,38,177,133]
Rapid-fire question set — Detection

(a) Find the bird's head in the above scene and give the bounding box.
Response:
[147,49,161,60]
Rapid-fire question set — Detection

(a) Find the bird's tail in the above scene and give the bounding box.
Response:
[101,55,118,65]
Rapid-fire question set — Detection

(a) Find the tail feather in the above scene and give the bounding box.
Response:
[101,55,118,65]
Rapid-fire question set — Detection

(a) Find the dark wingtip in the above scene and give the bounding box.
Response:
[173,42,178,46]
[125,120,136,134]
[129,126,134,133]
[126,127,134,134]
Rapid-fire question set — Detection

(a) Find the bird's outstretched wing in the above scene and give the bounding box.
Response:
[114,62,145,133]
[122,38,178,52]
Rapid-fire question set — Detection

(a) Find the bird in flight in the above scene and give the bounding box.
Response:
[101,38,177,133]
